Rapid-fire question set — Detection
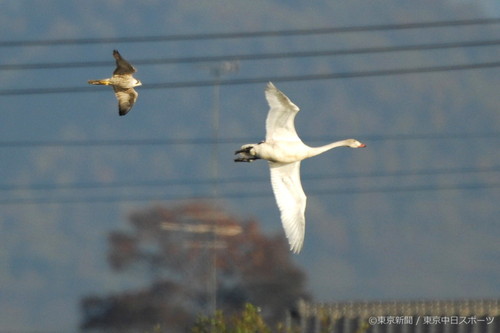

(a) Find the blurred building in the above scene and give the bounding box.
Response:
[291,299,499,333]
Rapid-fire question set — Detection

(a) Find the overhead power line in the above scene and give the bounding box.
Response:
[0,132,498,148]
[0,165,498,193]
[1,18,499,47]
[1,182,498,205]
[1,61,499,96]
[2,39,499,71]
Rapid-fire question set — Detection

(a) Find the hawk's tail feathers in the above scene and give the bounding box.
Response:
[88,79,111,85]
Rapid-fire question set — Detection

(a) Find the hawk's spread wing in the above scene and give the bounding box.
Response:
[113,50,136,75]
[113,87,138,116]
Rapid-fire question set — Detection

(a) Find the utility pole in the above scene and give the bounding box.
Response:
[203,61,240,316]
[160,220,242,315]
[207,61,239,197]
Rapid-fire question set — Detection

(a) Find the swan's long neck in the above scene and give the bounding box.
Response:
[307,139,352,158]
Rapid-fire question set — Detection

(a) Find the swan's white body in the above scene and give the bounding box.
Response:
[235,82,366,253]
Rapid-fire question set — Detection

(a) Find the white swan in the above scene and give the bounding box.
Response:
[235,82,366,253]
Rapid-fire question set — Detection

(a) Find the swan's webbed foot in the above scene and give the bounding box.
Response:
[234,156,258,162]
[234,147,250,155]
[234,144,259,163]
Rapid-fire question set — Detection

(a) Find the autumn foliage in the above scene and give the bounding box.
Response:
[80,202,308,332]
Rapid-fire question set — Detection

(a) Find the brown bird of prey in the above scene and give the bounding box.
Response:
[88,50,142,116]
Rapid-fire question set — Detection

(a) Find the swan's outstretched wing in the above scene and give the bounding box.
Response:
[265,82,301,142]
[113,87,138,116]
[269,161,306,253]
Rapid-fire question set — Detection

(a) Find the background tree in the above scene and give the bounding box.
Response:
[80,202,309,332]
